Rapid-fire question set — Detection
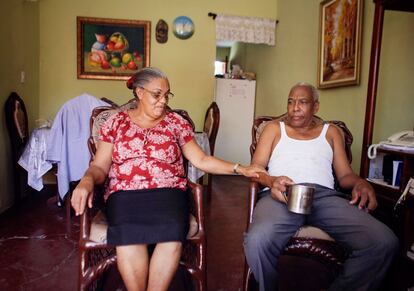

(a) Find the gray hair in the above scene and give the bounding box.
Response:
[127,67,169,98]
[290,82,319,102]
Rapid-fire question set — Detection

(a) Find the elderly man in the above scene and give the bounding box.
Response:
[244,82,398,291]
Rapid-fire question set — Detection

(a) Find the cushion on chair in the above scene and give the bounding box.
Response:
[90,210,108,243]
[294,226,334,241]
[89,211,199,243]
[90,100,137,146]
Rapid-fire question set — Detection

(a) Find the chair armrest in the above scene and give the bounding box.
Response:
[187,181,204,235]
[247,181,260,226]
[80,205,90,240]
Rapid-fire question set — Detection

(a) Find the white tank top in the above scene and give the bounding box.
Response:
[268,122,334,189]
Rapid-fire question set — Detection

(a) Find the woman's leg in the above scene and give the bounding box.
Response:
[147,241,182,291]
[116,244,149,291]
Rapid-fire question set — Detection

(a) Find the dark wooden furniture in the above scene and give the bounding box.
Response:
[4,92,29,201]
[359,0,414,250]
[360,0,414,178]
[243,114,352,291]
[78,105,206,291]
[359,1,414,289]
[202,102,220,155]
[198,102,220,197]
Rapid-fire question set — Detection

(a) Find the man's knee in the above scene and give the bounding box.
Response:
[377,229,399,256]
[365,222,399,257]
[244,225,283,260]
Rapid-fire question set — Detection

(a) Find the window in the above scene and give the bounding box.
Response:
[214,61,226,76]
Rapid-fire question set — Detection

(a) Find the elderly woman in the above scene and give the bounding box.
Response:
[71,67,263,291]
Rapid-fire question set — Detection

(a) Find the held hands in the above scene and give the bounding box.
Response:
[349,179,377,212]
[71,178,94,216]
[236,164,267,178]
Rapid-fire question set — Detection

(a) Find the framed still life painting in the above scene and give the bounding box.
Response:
[317,0,363,88]
[77,17,151,80]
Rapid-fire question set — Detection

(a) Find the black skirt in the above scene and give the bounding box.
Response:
[105,188,189,246]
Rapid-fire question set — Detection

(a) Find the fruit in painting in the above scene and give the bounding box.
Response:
[114,40,125,50]
[101,60,110,69]
[106,32,129,52]
[110,57,122,67]
[122,53,133,64]
[127,61,137,70]
[88,52,101,66]
[106,41,115,51]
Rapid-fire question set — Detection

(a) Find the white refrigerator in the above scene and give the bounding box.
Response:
[214,78,256,166]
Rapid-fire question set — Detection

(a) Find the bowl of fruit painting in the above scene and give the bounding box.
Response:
[77,17,150,80]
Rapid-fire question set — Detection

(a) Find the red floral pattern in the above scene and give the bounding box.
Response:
[100,111,194,199]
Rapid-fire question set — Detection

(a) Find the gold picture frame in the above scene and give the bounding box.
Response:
[77,16,151,80]
[317,0,363,88]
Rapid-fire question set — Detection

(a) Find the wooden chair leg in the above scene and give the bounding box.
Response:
[65,193,71,236]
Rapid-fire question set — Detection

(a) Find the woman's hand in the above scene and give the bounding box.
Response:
[269,176,294,203]
[237,164,267,178]
[71,178,94,216]
[350,179,377,212]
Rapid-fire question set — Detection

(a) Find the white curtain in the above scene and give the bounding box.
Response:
[215,14,277,46]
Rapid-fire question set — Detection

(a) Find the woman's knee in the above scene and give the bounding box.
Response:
[156,241,182,256]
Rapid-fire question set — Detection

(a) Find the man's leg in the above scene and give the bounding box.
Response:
[244,191,305,291]
[309,187,399,291]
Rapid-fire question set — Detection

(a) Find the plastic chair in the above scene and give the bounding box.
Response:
[78,103,206,291]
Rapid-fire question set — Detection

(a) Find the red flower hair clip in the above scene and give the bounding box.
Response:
[126,74,137,89]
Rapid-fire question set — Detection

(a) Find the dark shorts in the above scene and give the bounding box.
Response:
[106,188,189,246]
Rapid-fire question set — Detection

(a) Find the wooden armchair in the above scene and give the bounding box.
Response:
[243,114,351,291]
[4,92,29,201]
[198,102,220,197]
[78,104,206,291]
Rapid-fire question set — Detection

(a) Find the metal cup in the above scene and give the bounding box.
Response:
[284,184,315,214]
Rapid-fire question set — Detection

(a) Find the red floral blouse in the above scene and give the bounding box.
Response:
[99,110,194,199]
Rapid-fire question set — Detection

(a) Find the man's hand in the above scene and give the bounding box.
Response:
[252,173,294,202]
[349,179,377,212]
[270,176,294,203]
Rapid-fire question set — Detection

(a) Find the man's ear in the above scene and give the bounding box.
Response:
[313,101,320,114]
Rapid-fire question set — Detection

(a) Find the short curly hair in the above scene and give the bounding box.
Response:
[289,82,319,102]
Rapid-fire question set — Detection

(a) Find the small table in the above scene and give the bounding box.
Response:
[18,127,53,191]
[188,132,211,183]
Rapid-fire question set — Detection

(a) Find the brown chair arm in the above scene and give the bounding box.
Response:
[80,204,90,241]
[247,181,260,226]
[187,180,204,234]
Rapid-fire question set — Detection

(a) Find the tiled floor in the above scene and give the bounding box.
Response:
[0,175,251,291]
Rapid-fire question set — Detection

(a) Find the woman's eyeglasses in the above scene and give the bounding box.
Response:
[138,86,174,101]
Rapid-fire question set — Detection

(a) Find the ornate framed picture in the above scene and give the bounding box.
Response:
[77,17,151,80]
[317,0,363,88]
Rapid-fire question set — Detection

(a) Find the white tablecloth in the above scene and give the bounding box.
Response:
[18,127,53,191]
[188,132,211,183]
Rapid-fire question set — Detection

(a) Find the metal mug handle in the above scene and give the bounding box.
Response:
[282,191,288,204]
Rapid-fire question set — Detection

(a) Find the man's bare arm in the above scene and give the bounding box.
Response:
[330,125,377,211]
[251,121,280,169]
